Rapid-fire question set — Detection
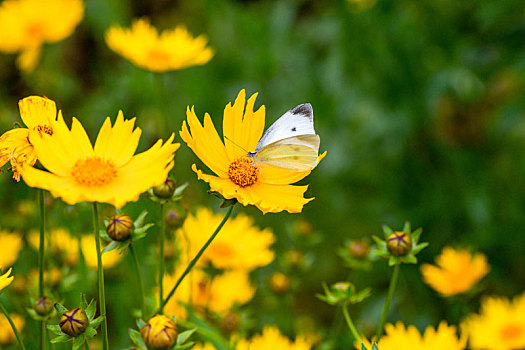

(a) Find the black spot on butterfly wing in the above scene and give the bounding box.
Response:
[290,103,313,120]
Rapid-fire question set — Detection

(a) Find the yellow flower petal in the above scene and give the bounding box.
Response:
[18,95,57,130]
[16,45,41,72]
[0,268,14,291]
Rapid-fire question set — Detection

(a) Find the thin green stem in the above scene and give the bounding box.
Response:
[38,189,46,350]
[84,341,89,350]
[342,302,361,343]
[376,263,401,340]
[93,203,108,350]
[158,205,235,313]
[159,203,165,313]
[0,302,26,350]
[129,243,146,317]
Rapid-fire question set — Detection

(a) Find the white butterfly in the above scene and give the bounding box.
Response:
[248,103,320,172]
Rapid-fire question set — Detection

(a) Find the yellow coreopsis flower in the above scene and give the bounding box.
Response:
[0,267,14,291]
[462,292,525,350]
[176,207,275,270]
[357,322,466,350]
[0,313,24,346]
[0,231,22,268]
[105,18,214,73]
[0,96,60,181]
[163,269,255,319]
[180,90,326,214]
[420,247,489,296]
[236,326,312,350]
[0,0,84,72]
[19,110,179,208]
[81,235,122,269]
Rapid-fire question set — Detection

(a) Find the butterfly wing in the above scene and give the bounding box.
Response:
[254,103,316,153]
[254,134,320,171]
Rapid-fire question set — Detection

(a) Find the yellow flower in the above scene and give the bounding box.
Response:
[180,90,326,214]
[0,96,59,181]
[192,343,216,350]
[163,269,255,319]
[0,313,25,346]
[236,326,312,350]
[28,228,79,266]
[420,247,489,296]
[176,207,275,270]
[462,292,525,350]
[81,235,122,269]
[105,18,214,73]
[0,0,84,72]
[0,231,22,268]
[19,110,179,208]
[357,322,465,350]
[0,267,14,291]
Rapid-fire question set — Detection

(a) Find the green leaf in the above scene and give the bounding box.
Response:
[129,328,146,347]
[51,334,72,343]
[91,315,105,329]
[134,210,149,227]
[55,303,68,314]
[411,228,423,242]
[173,182,189,197]
[85,299,97,320]
[136,318,146,329]
[388,256,398,266]
[99,230,112,242]
[47,325,62,335]
[176,328,197,345]
[403,221,411,233]
[174,341,195,349]
[73,334,85,350]
[80,293,88,310]
[84,326,97,338]
[381,224,393,237]
[372,343,379,350]
[412,242,429,254]
[118,241,131,254]
[362,344,369,350]
[134,223,155,236]
[403,254,417,264]
[102,240,118,253]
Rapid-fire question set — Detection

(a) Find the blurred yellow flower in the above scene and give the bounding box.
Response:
[105,18,214,73]
[180,89,325,214]
[177,207,275,270]
[357,322,465,350]
[0,231,22,268]
[163,269,255,319]
[462,292,525,350]
[19,110,179,208]
[236,326,312,350]
[0,267,14,291]
[0,313,25,346]
[0,96,59,181]
[28,227,79,266]
[420,247,489,296]
[81,235,122,269]
[192,343,216,350]
[0,0,84,72]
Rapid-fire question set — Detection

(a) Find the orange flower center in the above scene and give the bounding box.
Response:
[71,157,117,187]
[34,125,53,136]
[500,323,523,340]
[147,48,171,65]
[26,23,43,42]
[228,158,258,187]
[210,243,234,258]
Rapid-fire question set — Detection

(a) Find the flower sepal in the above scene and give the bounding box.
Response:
[148,181,189,204]
[361,342,379,350]
[47,294,104,350]
[129,316,197,349]
[100,209,154,254]
[316,282,371,306]
[371,222,428,266]
[207,190,238,208]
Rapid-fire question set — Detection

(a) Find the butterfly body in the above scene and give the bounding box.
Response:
[248,103,320,171]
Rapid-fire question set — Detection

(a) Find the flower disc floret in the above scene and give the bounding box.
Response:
[71,157,117,187]
[228,157,259,187]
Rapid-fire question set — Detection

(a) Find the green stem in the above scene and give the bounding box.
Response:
[38,189,46,350]
[93,203,108,350]
[84,341,89,350]
[342,302,361,343]
[376,263,401,340]
[159,203,165,313]
[158,205,235,313]
[0,302,26,350]
[129,243,146,317]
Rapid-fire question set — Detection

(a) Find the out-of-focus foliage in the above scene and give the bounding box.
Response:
[1,0,524,348]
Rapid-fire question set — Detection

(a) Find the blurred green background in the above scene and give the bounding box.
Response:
[1,0,525,348]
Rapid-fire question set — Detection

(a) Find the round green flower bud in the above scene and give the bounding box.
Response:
[153,179,176,199]
[141,314,177,349]
[221,313,239,333]
[34,296,54,316]
[164,208,182,227]
[106,214,134,241]
[348,240,370,259]
[59,308,88,336]
[333,282,354,294]
[387,231,412,256]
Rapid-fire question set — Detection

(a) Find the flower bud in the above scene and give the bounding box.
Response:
[221,313,239,333]
[34,296,54,316]
[387,231,412,256]
[59,308,88,336]
[333,282,353,294]
[106,214,134,241]
[140,314,177,349]
[270,272,291,294]
[153,179,176,199]
[285,250,305,268]
[164,209,182,227]
[348,240,370,259]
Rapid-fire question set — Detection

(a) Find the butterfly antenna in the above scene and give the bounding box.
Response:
[224,135,250,154]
